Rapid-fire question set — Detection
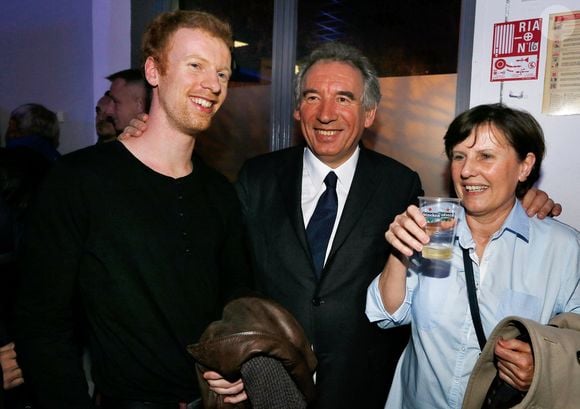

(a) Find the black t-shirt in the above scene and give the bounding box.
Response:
[14,141,251,408]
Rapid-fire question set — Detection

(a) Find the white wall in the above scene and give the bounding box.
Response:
[470,0,580,229]
[92,1,131,120]
[0,0,130,152]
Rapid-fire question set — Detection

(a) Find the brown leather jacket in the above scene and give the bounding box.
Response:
[187,296,317,408]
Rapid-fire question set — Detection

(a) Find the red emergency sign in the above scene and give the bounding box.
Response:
[491,18,542,82]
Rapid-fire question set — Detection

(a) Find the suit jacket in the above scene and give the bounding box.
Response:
[236,145,423,409]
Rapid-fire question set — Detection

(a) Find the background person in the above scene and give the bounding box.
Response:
[94,92,116,144]
[366,103,579,409]
[4,103,60,162]
[1,104,60,409]
[106,68,149,135]
[1,136,55,409]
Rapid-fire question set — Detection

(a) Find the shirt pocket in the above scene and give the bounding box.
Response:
[496,289,542,321]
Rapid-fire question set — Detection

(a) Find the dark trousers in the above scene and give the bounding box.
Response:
[95,394,201,409]
[0,372,3,409]
[2,385,33,409]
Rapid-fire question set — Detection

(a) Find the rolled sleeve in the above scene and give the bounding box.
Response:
[366,274,413,329]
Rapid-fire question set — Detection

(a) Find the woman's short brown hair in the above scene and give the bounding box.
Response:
[444,103,545,198]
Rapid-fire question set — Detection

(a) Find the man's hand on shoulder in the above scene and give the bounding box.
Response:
[118,113,149,140]
[521,187,562,219]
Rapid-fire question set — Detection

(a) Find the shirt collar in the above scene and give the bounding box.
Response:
[495,200,530,242]
[456,200,530,249]
[303,146,359,191]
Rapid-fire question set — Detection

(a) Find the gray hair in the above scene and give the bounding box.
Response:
[294,42,381,111]
[8,103,60,147]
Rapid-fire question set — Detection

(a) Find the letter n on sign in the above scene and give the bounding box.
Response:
[490,18,542,82]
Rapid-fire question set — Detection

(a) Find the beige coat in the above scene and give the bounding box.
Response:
[462,313,580,409]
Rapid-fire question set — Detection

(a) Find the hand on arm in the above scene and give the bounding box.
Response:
[118,113,149,139]
[494,337,534,391]
[203,370,247,404]
[520,187,562,219]
[0,342,24,390]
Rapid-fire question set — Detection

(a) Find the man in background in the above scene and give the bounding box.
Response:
[1,103,60,408]
[94,92,116,144]
[4,103,60,162]
[106,68,149,135]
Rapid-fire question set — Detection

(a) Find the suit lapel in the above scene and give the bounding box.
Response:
[276,147,312,260]
[275,147,382,283]
[328,148,378,259]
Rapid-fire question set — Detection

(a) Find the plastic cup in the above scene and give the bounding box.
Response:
[418,196,461,260]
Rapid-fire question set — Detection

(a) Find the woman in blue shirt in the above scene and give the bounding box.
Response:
[366,103,580,409]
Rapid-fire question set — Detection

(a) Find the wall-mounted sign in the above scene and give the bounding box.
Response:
[490,18,542,82]
[542,11,580,116]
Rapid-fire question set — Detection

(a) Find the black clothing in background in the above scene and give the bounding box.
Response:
[1,147,53,409]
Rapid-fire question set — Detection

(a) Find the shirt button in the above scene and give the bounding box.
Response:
[312,297,324,306]
[179,212,184,217]
[185,248,191,254]
[182,231,188,237]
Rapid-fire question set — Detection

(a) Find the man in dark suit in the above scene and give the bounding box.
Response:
[235,42,421,409]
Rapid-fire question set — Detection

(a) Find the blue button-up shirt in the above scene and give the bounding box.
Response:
[366,201,580,409]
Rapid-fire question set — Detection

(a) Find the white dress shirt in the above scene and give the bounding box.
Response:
[301,146,359,266]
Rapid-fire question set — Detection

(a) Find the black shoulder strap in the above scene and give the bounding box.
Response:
[462,247,487,350]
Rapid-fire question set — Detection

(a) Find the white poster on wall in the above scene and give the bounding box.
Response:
[542,11,580,115]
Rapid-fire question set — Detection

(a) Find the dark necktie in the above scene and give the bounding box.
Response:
[306,171,338,278]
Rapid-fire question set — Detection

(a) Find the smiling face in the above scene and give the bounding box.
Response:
[450,124,535,222]
[294,61,377,168]
[145,28,231,135]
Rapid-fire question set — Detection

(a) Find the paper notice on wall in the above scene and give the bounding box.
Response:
[542,11,580,116]
[490,18,542,82]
